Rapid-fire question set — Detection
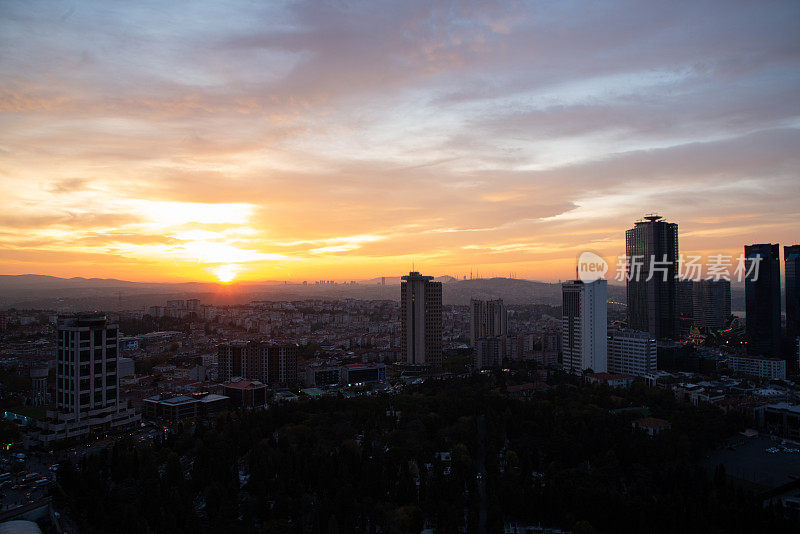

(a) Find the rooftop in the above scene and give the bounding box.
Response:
[633,417,671,428]
[224,380,265,390]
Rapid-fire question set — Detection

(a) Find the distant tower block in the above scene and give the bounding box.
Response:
[30,364,49,394]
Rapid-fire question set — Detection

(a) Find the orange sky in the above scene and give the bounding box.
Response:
[1,1,798,283]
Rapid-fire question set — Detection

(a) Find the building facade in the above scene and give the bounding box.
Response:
[340,363,386,385]
[727,354,786,380]
[470,298,508,369]
[400,272,442,368]
[217,341,298,386]
[223,380,268,409]
[692,279,731,330]
[475,337,505,370]
[626,215,679,339]
[304,365,340,388]
[561,279,607,373]
[32,315,139,445]
[745,244,781,357]
[607,328,657,376]
[786,245,800,344]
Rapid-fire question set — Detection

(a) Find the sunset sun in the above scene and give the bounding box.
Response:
[211,264,241,283]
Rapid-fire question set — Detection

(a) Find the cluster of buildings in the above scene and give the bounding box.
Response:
[558,215,799,383]
[5,218,800,449]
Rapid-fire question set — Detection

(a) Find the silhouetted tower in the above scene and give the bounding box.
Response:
[625,215,679,339]
[745,244,781,357]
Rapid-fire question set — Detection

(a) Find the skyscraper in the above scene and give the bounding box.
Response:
[745,244,781,357]
[625,215,679,339]
[33,315,139,445]
[678,279,695,319]
[692,279,731,330]
[470,298,508,369]
[785,245,800,343]
[400,271,442,368]
[561,279,607,373]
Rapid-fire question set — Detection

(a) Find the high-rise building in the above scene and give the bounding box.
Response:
[607,328,657,376]
[678,279,694,318]
[217,341,250,383]
[626,215,679,339]
[470,298,507,369]
[217,341,298,386]
[267,344,299,385]
[692,279,731,330]
[32,315,139,445]
[745,244,781,357]
[785,245,800,343]
[400,271,442,368]
[475,337,505,369]
[561,279,607,373]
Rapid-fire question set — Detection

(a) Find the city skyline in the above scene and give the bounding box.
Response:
[1,1,799,284]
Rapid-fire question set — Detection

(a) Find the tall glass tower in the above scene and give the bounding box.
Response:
[625,215,679,339]
[745,244,781,357]
[785,245,800,344]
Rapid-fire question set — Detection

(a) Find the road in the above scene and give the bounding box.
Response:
[0,422,162,513]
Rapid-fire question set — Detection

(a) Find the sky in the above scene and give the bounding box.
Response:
[0,0,798,283]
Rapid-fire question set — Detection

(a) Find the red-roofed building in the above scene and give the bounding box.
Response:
[632,417,671,436]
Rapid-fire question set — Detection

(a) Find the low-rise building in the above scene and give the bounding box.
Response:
[765,403,800,439]
[305,364,340,388]
[632,417,671,436]
[584,372,635,388]
[223,379,267,409]
[143,392,229,422]
[726,354,786,380]
[340,363,386,386]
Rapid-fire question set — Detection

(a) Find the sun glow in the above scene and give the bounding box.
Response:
[211,264,241,283]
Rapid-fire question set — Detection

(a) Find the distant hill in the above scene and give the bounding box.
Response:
[0,274,626,311]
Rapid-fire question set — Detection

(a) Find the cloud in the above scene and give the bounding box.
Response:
[0,0,798,280]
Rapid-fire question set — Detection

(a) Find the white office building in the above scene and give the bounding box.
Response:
[561,279,607,373]
[400,272,442,369]
[727,354,786,380]
[607,328,657,376]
